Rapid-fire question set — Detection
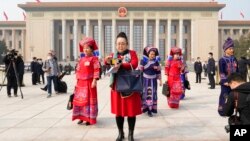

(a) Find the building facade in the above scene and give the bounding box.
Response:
[0,21,26,56]
[1,2,248,63]
[218,21,250,57]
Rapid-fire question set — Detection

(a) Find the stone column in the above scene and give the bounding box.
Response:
[73,19,78,60]
[191,19,195,59]
[50,20,54,51]
[179,19,183,50]
[86,19,90,37]
[167,19,171,54]
[112,19,116,52]
[12,29,15,49]
[239,29,243,36]
[62,19,66,60]
[129,19,133,50]
[21,30,25,55]
[155,19,160,49]
[1,30,5,40]
[143,19,147,47]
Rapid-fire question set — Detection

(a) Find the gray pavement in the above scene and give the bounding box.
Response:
[0,72,229,141]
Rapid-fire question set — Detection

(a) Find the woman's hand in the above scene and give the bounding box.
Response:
[224,82,229,86]
[159,79,163,86]
[91,79,97,88]
[105,56,112,64]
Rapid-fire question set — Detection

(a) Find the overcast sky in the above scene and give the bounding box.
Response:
[0,0,249,21]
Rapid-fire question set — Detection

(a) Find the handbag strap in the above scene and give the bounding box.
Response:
[233,92,239,116]
[129,63,134,71]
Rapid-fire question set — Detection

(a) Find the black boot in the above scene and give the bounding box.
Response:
[128,117,136,141]
[116,129,124,141]
[128,130,134,141]
[116,116,124,141]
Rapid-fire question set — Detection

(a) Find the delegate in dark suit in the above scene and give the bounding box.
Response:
[207,52,216,89]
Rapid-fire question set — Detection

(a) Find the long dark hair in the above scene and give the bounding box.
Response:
[116,32,128,45]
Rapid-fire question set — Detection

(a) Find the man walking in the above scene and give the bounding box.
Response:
[207,52,216,89]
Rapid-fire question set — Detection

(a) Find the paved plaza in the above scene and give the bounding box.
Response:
[0,71,229,141]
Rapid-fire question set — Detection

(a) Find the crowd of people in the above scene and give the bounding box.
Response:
[2,32,250,140]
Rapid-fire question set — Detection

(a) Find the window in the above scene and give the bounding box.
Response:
[243,29,249,35]
[147,25,154,46]
[59,25,62,34]
[9,31,12,36]
[224,29,229,35]
[133,25,143,58]
[9,41,12,47]
[19,41,22,49]
[159,25,165,34]
[104,25,112,56]
[0,30,2,35]
[59,39,62,61]
[70,25,73,34]
[117,25,129,37]
[81,25,86,35]
[93,25,99,44]
[171,39,176,47]
[183,39,188,54]
[171,25,177,34]
[159,39,165,61]
[70,39,74,61]
[184,25,188,34]
[233,29,239,35]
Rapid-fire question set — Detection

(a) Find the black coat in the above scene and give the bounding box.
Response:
[16,56,24,75]
[194,61,202,73]
[30,61,38,73]
[207,58,215,75]
[37,63,44,74]
[223,82,250,125]
[3,55,20,76]
[238,58,250,74]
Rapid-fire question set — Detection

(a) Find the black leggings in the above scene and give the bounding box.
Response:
[116,116,136,131]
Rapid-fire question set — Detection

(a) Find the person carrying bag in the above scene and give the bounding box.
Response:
[116,64,143,97]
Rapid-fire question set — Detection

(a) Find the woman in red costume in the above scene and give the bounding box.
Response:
[165,47,184,109]
[72,37,100,125]
[105,32,142,141]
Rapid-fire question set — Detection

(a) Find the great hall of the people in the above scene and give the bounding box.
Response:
[0,1,250,63]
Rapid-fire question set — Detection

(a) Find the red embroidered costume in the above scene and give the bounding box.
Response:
[72,37,100,125]
[165,47,184,108]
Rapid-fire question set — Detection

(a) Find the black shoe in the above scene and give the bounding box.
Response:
[142,108,148,113]
[85,122,90,126]
[148,111,153,117]
[77,120,83,125]
[40,88,46,91]
[209,87,215,89]
[116,130,124,141]
[128,130,134,141]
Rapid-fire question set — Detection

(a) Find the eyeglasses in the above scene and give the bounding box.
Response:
[116,42,127,46]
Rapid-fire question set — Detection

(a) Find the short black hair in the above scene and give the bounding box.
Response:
[209,52,213,56]
[227,73,245,83]
[116,32,128,45]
